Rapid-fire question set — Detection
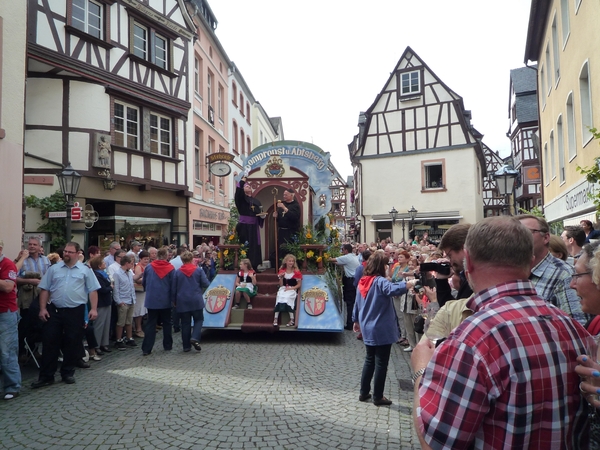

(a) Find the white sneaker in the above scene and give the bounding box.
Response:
[403,346,413,352]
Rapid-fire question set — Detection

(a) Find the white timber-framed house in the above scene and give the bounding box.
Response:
[24,0,195,250]
[349,46,486,244]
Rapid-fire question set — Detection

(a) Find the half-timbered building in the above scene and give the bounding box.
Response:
[24,0,195,249]
[508,66,541,214]
[349,46,486,244]
[0,2,27,258]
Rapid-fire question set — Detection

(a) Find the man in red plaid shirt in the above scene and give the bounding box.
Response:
[411,217,590,449]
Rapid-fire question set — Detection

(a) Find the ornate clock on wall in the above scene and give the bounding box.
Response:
[209,161,232,177]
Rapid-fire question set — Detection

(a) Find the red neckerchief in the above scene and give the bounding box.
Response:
[362,261,367,267]
[588,316,600,336]
[179,263,197,277]
[358,275,377,298]
[151,259,174,279]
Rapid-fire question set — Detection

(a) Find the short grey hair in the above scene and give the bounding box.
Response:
[465,217,533,270]
[28,236,43,245]
[582,241,600,286]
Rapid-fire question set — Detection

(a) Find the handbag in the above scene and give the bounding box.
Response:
[414,314,425,334]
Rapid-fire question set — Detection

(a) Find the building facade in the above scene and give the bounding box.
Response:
[349,47,486,244]
[187,0,230,247]
[0,2,27,258]
[524,0,600,226]
[508,66,542,214]
[24,0,195,251]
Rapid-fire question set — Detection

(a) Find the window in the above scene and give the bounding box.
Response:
[540,64,547,109]
[207,71,213,107]
[218,84,224,119]
[421,159,445,191]
[552,18,560,85]
[72,0,103,39]
[114,102,139,149]
[400,70,420,96]
[240,93,244,115]
[194,58,200,95]
[545,45,552,96]
[580,61,594,143]
[566,92,577,160]
[240,129,245,155]
[133,23,147,60]
[207,138,214,185]
[131,21,169,70]
[561,0,570,46]
[544,142,549,185]
[150,113,171,156]
[194,129,200,181]
[557,115,565,183]
[550,130,556,180]
[247,136,251,155]
[575,0,582,13]
[232,121,239,154]
[246,103,251,123]
[232,83,237,106]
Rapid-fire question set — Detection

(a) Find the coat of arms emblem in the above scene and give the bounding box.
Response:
[301,287,328,316]
[264,156,285,178]
[204,285,231,314]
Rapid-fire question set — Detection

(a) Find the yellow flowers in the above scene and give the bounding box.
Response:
[240,250,247,256]
[306,250,314,259]
[223,249,229,256]
[316,256,322,263]
[323,252,329,259]
[228,234,235,241]
[306,232,313,239]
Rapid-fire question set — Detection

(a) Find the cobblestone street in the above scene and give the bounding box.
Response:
[1,330,421,449]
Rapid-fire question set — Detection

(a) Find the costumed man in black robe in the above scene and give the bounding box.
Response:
[272,187,301,266]
[235,175,264,269]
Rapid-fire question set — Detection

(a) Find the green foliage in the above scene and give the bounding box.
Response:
[517,206,545,218]
[576,127,600,212]
[25,191,67,249]
[218,205,243,270]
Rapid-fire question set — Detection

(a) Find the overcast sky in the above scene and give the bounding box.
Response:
[209,0,533,179]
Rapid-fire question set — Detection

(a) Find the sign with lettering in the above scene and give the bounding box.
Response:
[199,208,227,222]
[207,153,235,164]
[120,0,194,40]
[523,165,541,184]
[242,141,334,225]
[544,178,599,222]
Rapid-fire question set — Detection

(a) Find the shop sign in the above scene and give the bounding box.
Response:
[199,208,227,221]
[544,179,598,221]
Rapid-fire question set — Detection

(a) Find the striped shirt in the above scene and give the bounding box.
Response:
[417,280,589,449]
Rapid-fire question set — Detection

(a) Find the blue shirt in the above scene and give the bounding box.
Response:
[39,261,100,308]
[112,267,136,305]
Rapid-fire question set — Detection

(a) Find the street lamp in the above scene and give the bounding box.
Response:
[408,206,418,242]
[389,207,399,243]
[493,165,519,215]
[57,162,82,243]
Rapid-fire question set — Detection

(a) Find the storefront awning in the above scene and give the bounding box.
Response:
[563,211,598,226]
[370,211,462,222]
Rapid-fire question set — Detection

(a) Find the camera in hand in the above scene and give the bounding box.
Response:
[413,262,451,292]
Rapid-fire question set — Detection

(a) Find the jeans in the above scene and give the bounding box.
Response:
[360,343,392,400]
[172,306,180,329]
[179,309,204,350]
[0,310,22,393]
[39,304,85,380]
[142,308,172,354]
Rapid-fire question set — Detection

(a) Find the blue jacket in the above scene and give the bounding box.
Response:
[352,276,407,346]
[174,266,210,313]
[142,264,175,309]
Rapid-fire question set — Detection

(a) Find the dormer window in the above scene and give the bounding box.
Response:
[399,70,422,97]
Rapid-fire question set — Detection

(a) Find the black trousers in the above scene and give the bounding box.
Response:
[342,275,356,327]
[39,304,85,380]
[142,308,172,354]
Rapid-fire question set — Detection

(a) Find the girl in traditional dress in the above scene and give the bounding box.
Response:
[273,254,302,327]
[233,259,257,309]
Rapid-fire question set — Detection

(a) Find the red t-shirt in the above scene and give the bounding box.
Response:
[0,256,18,313]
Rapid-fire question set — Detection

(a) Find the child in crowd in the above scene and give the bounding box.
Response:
[273,254,302,327]
[233,259,257,309]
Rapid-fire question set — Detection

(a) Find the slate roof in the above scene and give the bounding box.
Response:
[510,66,538,124]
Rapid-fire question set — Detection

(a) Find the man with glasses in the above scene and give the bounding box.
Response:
[517,214,586,325]
[31,242,100,388]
